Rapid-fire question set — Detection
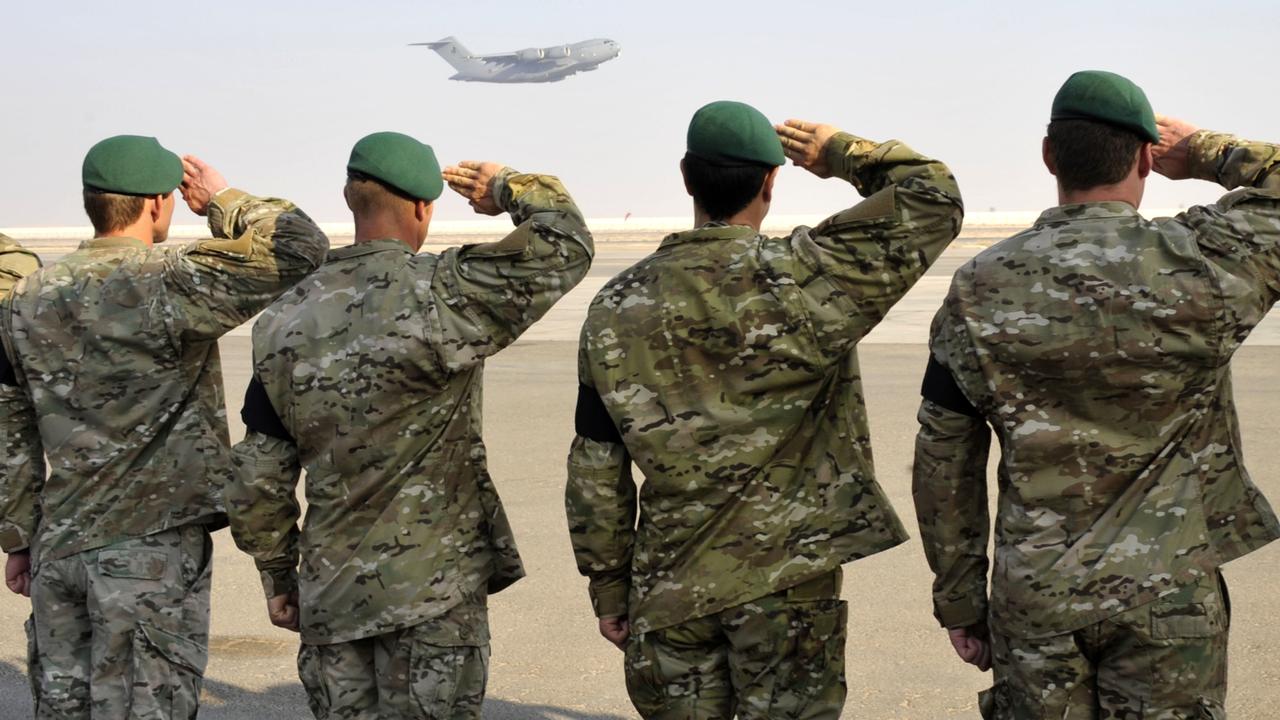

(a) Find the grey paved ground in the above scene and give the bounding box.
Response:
[1,238,1278,718]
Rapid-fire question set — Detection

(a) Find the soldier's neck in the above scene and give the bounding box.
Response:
[353,215,423,252]
[1057,179,1144,209]
[693,203,766,232]
[101,220,155,246]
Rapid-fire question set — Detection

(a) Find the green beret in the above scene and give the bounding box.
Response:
[687,100,785,167]
[1051,70,1160,144]
[82,135,183,195]
[347,131,442,202]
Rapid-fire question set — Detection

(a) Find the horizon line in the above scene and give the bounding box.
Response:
[1,209,1193,241]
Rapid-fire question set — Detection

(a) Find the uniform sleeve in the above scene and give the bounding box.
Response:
[227,428,302,599]
[789,132,964,358]
[0,369,44,553]
[565,341,636,618]
[428,171,594,371]
[1174,132,1280,352]
[165,188,329,343]
[0,271,45,554]
[913,395,992,629]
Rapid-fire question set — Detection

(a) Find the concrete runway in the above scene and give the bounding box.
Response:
[1,237,1278,718]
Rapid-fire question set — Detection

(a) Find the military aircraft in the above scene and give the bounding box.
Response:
[411,37,621,83]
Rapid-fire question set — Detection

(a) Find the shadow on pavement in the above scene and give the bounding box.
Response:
[0,659,630,719]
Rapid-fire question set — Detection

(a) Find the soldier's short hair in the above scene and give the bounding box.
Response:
[681,153,772,221]
[83,190,147,235]
[344,173,421,219]
[1047,119,1146,192]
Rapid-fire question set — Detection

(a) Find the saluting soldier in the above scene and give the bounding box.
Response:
[913,70,1280,717]
[0,135,329,718]
[565,101,964,719]
[225,132,594,719]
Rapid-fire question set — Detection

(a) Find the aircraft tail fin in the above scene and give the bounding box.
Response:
[410,37,483,73]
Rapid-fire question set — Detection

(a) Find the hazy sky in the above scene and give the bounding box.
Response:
[2,0,1276,226]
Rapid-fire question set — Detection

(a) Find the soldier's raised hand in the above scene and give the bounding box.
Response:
[180,155,229,217]
[443,161,506,216]
[1151,115,1202,181]
[776,120,840,178]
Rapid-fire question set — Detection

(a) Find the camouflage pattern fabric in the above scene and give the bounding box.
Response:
[624,570,846,720]
[226,170,593,645]
[0,189,329,560]
[26,525,212,719]
[914,130,1280,639]
[980,573,1228,720]
[0,233,41,294]
[296,589,489,720]
[0,233,41,554]
[566,131,964,634]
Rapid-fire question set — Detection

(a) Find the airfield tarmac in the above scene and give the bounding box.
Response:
[1,226,1278,719]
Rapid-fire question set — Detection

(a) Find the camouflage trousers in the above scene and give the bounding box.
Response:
[982,572,1229,720]
[624,569,847,720]
[26,525,213,719]
[297,590,490,720]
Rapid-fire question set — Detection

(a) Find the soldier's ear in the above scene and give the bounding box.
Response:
[417,200,434,224]
[1137,143,1153,180]
[343,182,355,212]
[149,194,167,221]
[760,167,779,204]
[1042,137,1058,177]
[680,158,693,198]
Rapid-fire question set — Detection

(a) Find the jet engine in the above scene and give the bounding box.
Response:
[517,48,545,61]
[545,46,572,58]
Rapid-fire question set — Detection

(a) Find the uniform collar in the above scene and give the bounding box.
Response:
[81,236,148,250]
[1035,201,1142,227]
[658,221,759,250]
[327,237,416,262]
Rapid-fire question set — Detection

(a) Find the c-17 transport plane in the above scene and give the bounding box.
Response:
[411,37,621,83]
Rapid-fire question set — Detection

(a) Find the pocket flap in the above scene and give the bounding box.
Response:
[137,623,208,675]
[98,550,167,580]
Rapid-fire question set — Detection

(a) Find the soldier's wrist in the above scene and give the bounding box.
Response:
[0,526,30,555]
[1186,130,1233,185]
[589,577,630,619]
[259,567,299,599]
[935,593,988,629]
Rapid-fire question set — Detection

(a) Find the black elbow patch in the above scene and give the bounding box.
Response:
[921,355,980,418]
[575,383,623,444]
[0,350,17,387]
[241,376,294,442]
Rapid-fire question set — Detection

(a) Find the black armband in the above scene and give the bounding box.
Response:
[921,355,980,418]
[241,376,294,442]
[575,383,623,444]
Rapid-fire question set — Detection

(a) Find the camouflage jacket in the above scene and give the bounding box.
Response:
[227,171,593,645]
[0,190,328,559]
[567,132,964,634]
[914,130,1280,639]
[0,234,41,294]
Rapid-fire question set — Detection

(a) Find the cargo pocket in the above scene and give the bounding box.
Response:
[623,634,669,716]
[407,640,489,717]
[98,549,168,582]
[128,623,207,720]
[297,644,331,718]
[24,616,41,715]
[771,598,848,718]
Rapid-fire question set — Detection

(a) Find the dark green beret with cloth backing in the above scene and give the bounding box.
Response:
[687,100,786,167]
[347,131,443,201]
[82,135,183,195]
[1051,70,1160,144]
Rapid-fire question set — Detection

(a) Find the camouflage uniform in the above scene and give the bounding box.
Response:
[226,170,592,718]
[914,130,1280,718]
[0,189,329,718]
[567,132,963,718]
[0,234,41,293]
